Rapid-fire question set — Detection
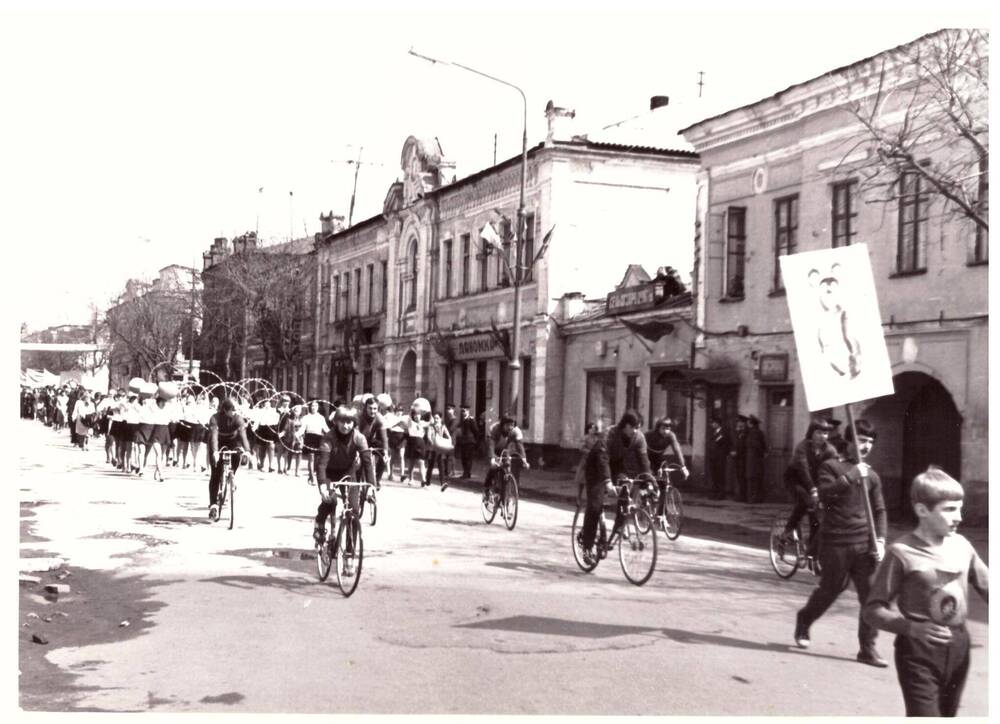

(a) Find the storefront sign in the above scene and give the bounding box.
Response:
[758,353,788,382]
[454,331,507,361]
[607,282,664,315]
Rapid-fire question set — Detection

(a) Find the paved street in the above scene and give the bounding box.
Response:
[18,420,988,715]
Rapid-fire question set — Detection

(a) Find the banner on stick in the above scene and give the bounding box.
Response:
[779,244,894,411]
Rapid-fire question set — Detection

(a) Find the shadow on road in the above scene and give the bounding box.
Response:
[135,515,205,527]
[457,614,656,639]
[412,517,486,528]
[651,627,858,664]
[200,573,317,594]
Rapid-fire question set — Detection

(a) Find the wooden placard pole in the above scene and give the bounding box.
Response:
[845,403,878,556]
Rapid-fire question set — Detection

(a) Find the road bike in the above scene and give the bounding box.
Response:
[636,462,685,540]
[214,448,246,530]
[364,447,389,527]
[481,450,521,531]
[572,475,658,586]
[315,477,373,597]
[768,504,822,579]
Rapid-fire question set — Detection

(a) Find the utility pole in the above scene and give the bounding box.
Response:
[698,71,705,98]
[331,147,384,228]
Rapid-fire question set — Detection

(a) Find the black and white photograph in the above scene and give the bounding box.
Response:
[9,0,990,717]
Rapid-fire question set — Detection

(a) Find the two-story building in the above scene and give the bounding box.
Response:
[679,30,988,519]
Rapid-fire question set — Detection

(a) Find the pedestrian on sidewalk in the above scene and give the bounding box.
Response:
[71,390,95,451]
[454,405,480,479]
[425,410,453,491]
[706,417,731,500]
[863,466,989,717]
[444,404,459,478]
[404,404,429,486]
[744,415,768,503]
[794,418,889,668]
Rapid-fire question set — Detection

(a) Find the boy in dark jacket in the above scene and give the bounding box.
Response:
[794,418,888,667]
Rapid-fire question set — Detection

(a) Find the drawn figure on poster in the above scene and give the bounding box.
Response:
[808,263,861,379]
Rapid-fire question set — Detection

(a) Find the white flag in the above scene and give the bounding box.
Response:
[480,221,502,249]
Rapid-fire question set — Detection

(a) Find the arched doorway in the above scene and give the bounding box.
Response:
[862,371,962,515]
[398,350,417,408]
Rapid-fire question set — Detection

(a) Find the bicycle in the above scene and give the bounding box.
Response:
[636,462,685,540]
[481,450,521,531]
[571,475,658,586]
[315,478,373,597]
[215,449,247,530]
[768,504,822,579]
[364,447,389,527]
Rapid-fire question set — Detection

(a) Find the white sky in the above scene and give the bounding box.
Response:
[3,0,991,331]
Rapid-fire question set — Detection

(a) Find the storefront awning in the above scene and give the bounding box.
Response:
[655,367,740,386]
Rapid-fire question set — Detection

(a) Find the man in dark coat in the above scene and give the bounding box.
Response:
[731,415,749,501]
[744,415,769,503]
[706,417,732,500]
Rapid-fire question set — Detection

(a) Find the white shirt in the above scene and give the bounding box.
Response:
[301,412,328,436]
[257,406,279,426]
[122,400,141,424]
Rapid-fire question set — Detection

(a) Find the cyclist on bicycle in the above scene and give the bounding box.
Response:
[607,410,652,483]
[781,417,838,545]
[312,406,376,547]
[357,394,389,489]
[578,428,614,566]
[483,414,530,499]
[646,417,688,514]
[207,397,251,522]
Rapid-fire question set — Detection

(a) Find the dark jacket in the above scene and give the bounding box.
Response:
[606,426,651,480]
[583,433,612,486]
[708,424,732,458]
[455,417,480,448]
[816,457,888,545]
[357,412,389,453]
[787,439,838,490]
[315,428,375,486]
[646,428,682,471]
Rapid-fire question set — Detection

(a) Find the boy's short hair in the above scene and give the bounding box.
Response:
[618,411,641,429]
[910,465,964,508]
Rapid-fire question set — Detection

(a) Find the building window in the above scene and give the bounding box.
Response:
[428,240,440,302]
[897,169,929,273]
[520,356,532,430]
[498,218,511,287]
[972,157,988,264]
[624,373,641,417]
[773,195,798,291]
[408,239,419,311]
[479,244,489,293]
[585,370,617,434]
[461,234,471,295]
[444,239,453,298]
[381,260,388,311]
[367,264,374,314]
[522,213,535,282]
[343,271,351,318]
[354,268,361,315]
[649,373,689,444]
[831,180,858,248]
[725,207,746,298]
[333,274,340,321]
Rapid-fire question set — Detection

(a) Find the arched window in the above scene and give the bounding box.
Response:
[407,238,419,311]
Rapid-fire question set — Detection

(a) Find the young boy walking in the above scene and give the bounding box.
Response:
[863,466,989,717]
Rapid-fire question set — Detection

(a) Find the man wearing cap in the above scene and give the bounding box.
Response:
[744,415,769,503]
[483,414,529,500]
[706,417,732,500]
[783,418,838,544]
[731,415,749,501]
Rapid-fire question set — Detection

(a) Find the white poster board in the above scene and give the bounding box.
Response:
[779,244,894,411]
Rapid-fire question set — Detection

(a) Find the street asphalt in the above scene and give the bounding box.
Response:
[17,420,989,715]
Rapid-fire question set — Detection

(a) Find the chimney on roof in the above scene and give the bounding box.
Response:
[558,291,587,322]
[544,100,577,147]
[320,211,345,235]
[650,95,670,110]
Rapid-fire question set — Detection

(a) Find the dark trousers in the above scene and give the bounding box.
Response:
[580,479,606,550]
[798,541,878,648]
[374,454,386,485]
[458,444,477,478]
[894,625,970,717]
[208,447,242,506]
[314,467,359,529]
[785,484,821,555]
[708,454,727,497]
[426,452,449,485]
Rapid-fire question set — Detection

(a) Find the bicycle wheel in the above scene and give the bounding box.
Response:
[635,488,657,534]
[481,485,498,524]
[215,472,228,524]
[663,486,683,540]
[768,513,800,579]
[315,518,333,581]
[226,473,235,530]
[334,515,363,597]
[571,506,598,572]
[619,509,657,586]
[367,489,377,526]
[502,474,518,531]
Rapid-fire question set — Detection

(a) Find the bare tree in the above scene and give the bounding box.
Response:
[105,284,191,379]
[832,29,988,231]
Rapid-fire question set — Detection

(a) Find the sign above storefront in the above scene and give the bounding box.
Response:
[453,331,508,360]
[757,353,789,382]
[607,282,665,316]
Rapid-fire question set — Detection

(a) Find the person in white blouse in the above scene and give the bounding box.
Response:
[255,399,280,473]
[300,401,329,484]
[122,393,142,473]
[71,390,96,451]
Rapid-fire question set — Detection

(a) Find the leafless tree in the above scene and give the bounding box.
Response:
[105,285,191,379]
[832,29,988,231]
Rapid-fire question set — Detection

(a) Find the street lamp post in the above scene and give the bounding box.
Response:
[408,48,528,422]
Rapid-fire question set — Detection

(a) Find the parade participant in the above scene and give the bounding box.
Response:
[577,423,614,566]
[454,405,480,480]
[357,394,388,488]
[706,417,731,499]
[121,392,142,473]
[67,384,80,445]
[175,393,196,469]
[279,404,304,476]
[256,399,280,473]
[574,422,600,503]
[145,394,174,482]
[645,417,688,517]
[135,394,158,477]
[863,466,989,717]
[744,415,768,503]
[275,395,292,474]
[300,401,328,484]
[206,397,250,521]
[425,410,453,491]
[54,388,69,430]
[312,406,375,551]
[794,419,888,667]
[192,395,215,472]
[71,390,96,451]
[97,391,120,464]
[403,403,429,485]
[782,418,838,545]
[483,414,530,499]
[606,410,651,483]
[385,404,407,482]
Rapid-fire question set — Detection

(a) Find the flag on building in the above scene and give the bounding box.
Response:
[480,221,502,250]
